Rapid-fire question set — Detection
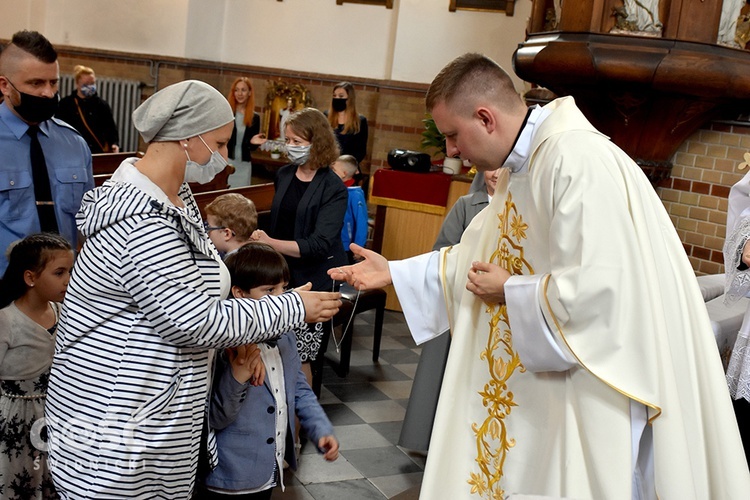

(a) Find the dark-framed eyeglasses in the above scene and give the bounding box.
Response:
[203,222,227,233]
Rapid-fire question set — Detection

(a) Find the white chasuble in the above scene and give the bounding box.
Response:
[412,97,750,499]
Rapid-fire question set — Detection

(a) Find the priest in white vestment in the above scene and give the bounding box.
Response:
[330,53,750,499]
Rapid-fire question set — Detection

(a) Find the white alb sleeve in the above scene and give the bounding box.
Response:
[505,274,577,372]
[390,252,449,345]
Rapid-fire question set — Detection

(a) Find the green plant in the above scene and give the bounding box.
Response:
[420,115,446,158]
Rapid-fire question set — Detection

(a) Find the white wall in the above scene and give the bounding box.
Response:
[44,0,190,58]
[186,0,227,61]
[392,0,532,86]
[0,0,531,87]
[220,0,398,80]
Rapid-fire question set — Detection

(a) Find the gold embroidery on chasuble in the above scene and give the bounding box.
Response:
[468,192,533,499]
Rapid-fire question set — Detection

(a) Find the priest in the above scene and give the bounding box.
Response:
[329,53,750,499]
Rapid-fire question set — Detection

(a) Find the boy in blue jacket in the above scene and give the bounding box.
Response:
[200,242,339,498]
[331,155,369,264]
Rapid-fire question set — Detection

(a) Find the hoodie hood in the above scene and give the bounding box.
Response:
[77,159,217,260]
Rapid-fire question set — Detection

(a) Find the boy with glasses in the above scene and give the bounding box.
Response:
[205,193,258,257]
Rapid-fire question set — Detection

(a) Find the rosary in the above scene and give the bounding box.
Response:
[329,278,361,354]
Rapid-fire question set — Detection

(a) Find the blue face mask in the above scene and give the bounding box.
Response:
[79,84,97,98]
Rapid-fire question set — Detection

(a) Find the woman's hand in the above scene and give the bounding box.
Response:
[327,244,392,290]
[295,282,341,322]
[466,261,511,305]
[250,133,267,146]
[250,229,269,243]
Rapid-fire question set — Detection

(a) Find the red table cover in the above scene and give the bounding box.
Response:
[371,168,452,207]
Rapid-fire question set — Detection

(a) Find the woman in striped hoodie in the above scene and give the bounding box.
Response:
[44,80,340,499]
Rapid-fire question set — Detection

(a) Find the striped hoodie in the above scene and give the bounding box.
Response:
[45,161,306,498]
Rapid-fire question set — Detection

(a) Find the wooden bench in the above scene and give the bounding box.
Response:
[92,152,140,175]
[92,152,139,187]
[193,183,275,222]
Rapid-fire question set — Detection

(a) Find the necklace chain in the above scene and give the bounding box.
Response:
[330,281,361,354]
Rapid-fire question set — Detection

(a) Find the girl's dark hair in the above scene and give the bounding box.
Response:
[0,232,72,308]
[224,242,290,294]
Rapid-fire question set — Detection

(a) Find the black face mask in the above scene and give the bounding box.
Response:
[6,79,59,123]
[332,97,347,113]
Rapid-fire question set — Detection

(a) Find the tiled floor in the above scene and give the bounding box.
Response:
[272,309,425,499]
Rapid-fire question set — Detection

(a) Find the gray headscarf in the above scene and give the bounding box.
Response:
[132,80,233,143]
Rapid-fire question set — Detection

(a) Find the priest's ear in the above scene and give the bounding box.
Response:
[476,107,497,134]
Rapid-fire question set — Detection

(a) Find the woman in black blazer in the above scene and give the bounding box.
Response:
[252,107,348,383]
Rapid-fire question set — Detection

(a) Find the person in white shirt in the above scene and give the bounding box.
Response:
[330,52,750,500]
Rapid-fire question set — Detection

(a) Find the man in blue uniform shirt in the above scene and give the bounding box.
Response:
[0,30,93,273]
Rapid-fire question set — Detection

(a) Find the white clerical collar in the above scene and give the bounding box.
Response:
[503,105,551,174]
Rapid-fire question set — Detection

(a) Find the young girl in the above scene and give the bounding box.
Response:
[0,233,74,499]
[200,242,338,499]
[326,81,368,163]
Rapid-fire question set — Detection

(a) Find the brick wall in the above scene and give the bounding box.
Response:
[657,122,750,275]
[54,46,750,277]
[54,46,430,173]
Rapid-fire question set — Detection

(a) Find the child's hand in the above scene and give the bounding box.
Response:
[318,435,339,461]
[227,344,266,386]
[246,347,266,386]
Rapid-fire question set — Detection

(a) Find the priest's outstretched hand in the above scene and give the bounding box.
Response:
[328,243,392,290]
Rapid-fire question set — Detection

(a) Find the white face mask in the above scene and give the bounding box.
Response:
[184,135,227,184]
[286,144,310,165]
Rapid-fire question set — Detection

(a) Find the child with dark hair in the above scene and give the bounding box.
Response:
[200,242,338,499]
[0,232,73,499]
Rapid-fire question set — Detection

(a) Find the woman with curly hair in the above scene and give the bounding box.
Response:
[252,107,347,387]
